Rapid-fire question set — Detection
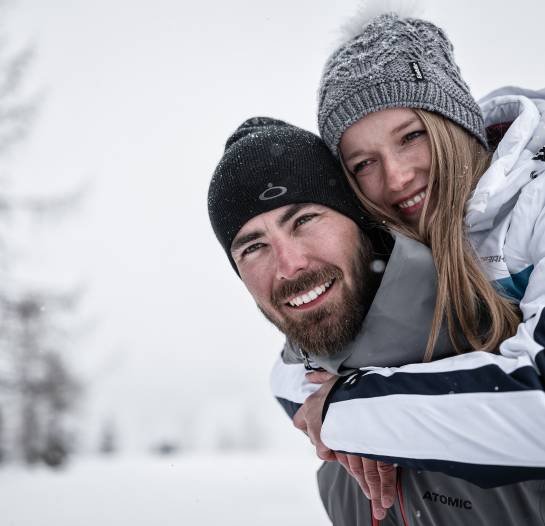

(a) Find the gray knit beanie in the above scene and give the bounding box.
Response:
[318,13,487,155]
[208,117,388,274]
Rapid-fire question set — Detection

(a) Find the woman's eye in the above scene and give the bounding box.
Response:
[351,159,373,175]
[403,130,425,144]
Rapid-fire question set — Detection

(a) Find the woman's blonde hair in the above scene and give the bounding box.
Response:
[344,109,520,361]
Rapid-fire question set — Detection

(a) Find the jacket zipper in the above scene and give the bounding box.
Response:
[397,468,410,526]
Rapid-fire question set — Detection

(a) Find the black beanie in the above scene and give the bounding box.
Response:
[208,117,385,273]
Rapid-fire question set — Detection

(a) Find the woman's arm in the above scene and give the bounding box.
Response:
[300,174,545,488]
[270,354,321,418]
[319,342,545,488]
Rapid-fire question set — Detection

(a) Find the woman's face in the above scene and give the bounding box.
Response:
[339,108,432,227]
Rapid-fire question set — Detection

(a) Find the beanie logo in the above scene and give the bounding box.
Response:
[410,61,424,81]
[259,182,288,201]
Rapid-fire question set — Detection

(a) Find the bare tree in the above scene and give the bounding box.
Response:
[0,43,35,158]
[1,292,81,465]
[0,4,88,469]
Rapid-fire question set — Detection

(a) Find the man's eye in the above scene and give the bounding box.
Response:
[294,214,317,228]
[403,130,426,144]
[241,243,265,257]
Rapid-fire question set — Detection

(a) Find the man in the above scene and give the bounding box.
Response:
[209,116,401,522]
[208,117,545,526]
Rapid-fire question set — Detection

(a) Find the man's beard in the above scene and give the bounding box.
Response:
[259,233,377,358]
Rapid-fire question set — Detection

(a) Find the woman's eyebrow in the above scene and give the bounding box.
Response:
[391,117,419,135]
[343,149,367,163]
[343,117,421,162]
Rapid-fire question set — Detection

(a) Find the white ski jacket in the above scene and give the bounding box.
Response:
[270,86,545,488]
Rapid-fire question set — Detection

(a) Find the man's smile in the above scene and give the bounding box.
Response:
[286,279,335,309]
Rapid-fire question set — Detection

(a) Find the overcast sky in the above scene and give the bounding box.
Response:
[3,0,544,452]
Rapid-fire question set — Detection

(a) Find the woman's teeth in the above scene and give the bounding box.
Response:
[288,280,333,307]
[398,190,426,209]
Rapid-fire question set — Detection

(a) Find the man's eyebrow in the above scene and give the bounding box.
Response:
[231,231,263,253]
[278,203,308,226]
[231,204,314,253]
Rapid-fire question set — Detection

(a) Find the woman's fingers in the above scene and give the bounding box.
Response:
[377,460,397,508]
[346,454,371,499]
[361,458,387,520]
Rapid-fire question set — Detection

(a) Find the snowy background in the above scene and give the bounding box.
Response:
[2,0,544,524]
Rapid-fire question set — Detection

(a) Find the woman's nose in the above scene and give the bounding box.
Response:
[383,156,414,192]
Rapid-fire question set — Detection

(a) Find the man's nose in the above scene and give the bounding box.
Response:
[383,155,414,192]
[274,240,309,280]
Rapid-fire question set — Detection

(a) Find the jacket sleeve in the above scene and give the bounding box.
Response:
[270,355,321,419]
[321,200,545,488]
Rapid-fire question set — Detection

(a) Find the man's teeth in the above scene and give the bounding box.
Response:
[288,280,332,307]
[398,190,426,209]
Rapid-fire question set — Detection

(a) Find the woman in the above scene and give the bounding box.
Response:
[272,11,545,525]
[319,12,520,362]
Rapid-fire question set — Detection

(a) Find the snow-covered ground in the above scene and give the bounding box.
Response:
[1,452,331,526]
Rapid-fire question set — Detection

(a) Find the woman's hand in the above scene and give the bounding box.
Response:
[293,373,338,460]
[335,452,396,520]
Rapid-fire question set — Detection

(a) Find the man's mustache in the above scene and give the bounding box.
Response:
[271,266,343,307]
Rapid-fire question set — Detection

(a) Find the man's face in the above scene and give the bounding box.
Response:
[230,203,375,357]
